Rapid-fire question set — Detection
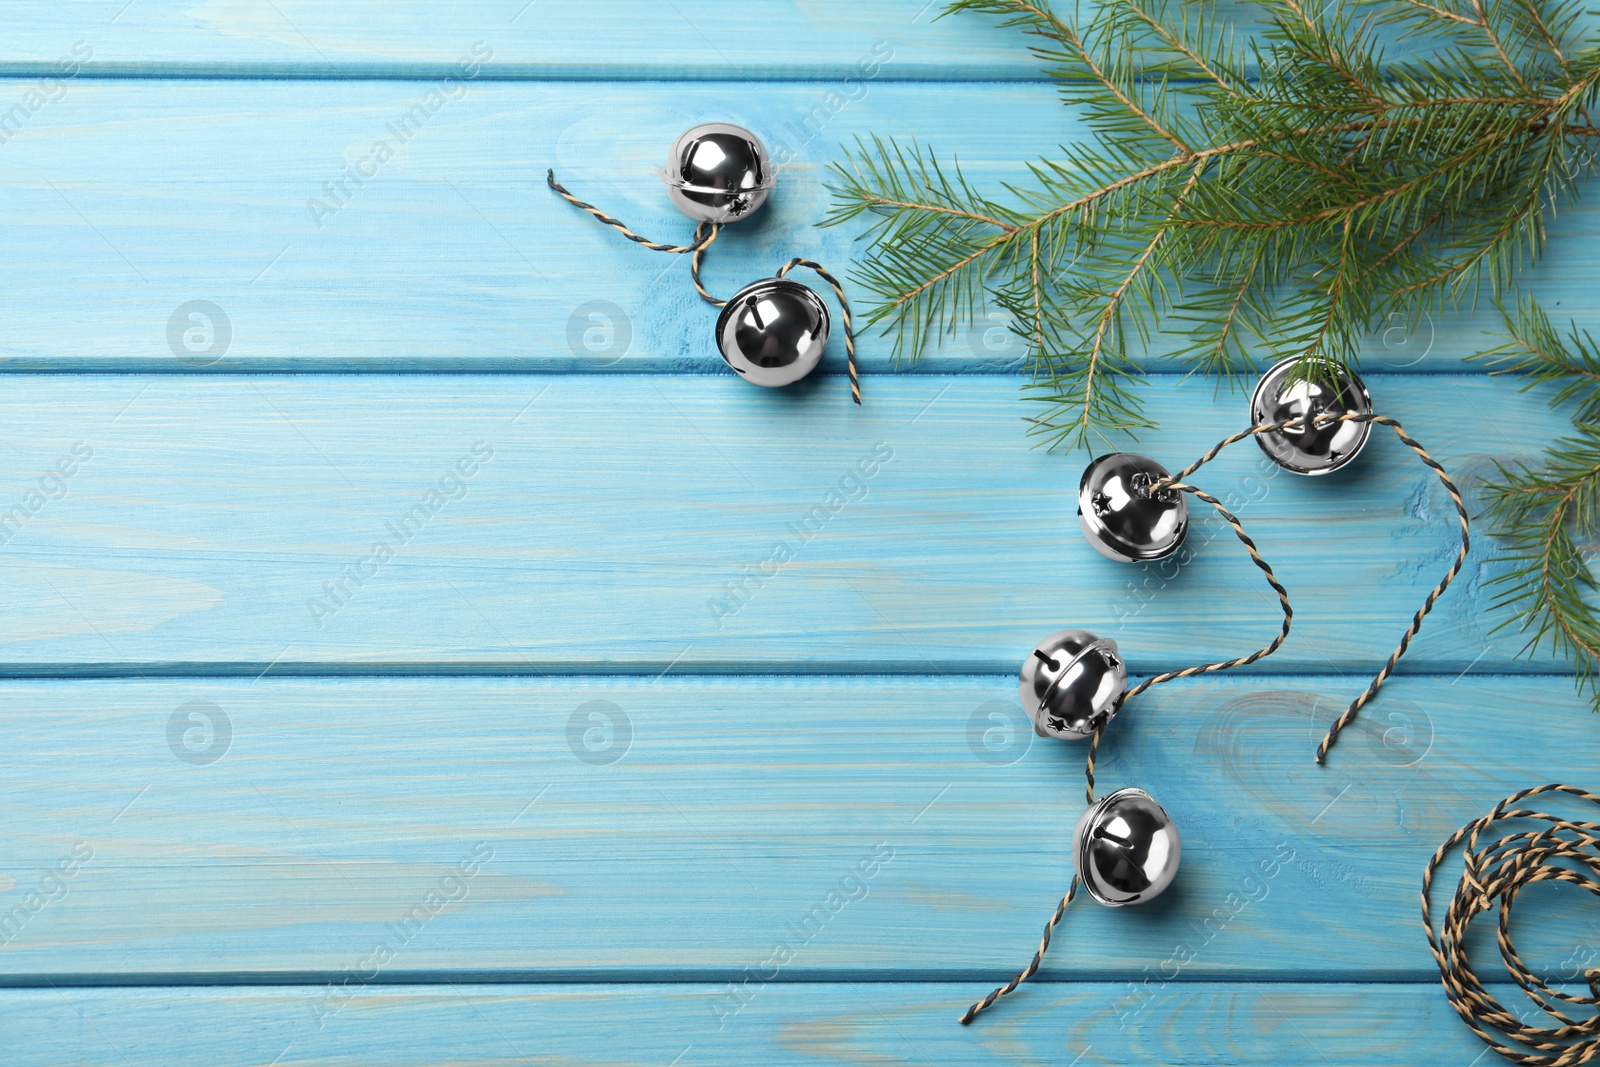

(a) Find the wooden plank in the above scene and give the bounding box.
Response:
[1,673,1594,978]
[5,1,1593,81]
[0,982,1505,1066]
[0,80,1589,372]
[0,373,1564,673]
[0,0,1036,79]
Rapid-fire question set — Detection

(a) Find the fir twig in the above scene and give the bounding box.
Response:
[1478,296,1600,707]
[1479,292,1600,421]
[826,0,1600,449]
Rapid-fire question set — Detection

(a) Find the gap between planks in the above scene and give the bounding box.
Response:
[0,668,1574,680]
[0,972,1494,989]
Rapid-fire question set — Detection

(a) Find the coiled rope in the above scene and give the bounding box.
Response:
[1424,784,1600,1066]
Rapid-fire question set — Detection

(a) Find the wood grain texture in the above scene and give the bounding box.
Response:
[0,80,1589,372]
[5,4,1599,1062]
[0,982,1507,1066]
[0,373,1562,674]
[6,1,1593,80]
[0,0,1035,79]
[1,674,1593,978]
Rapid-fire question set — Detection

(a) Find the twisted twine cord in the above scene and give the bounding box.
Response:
[778,257,860,405]
[689,224,724,307]
[960,484,1294,1025]
[957,875,1084,1025]
[1151,410,1471,764]
[546,170,720,256]
[548,170,860,402]
[1423,784,1600,1066]
[1119,484,1295,705]
[961,407,1471,1026]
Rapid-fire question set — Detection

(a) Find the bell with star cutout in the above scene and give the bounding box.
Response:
[660,122,775,224]
[1018,629,1126,741]
[1078,453,1189,562]
[1249,355,1372,475]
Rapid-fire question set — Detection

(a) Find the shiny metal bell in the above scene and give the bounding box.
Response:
[1078,453,1188,563]
[1018,629,1126,740]
[1250,356,1372,475]
[661,123,774,224]
[715,277,829,387]
[1072,786,1181,906]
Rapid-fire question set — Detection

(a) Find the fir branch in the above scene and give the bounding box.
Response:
[1472,0,1536,90]
[1478,292,1600,422]
[1398,0,1479,29]
[1477,297,1600,708]
[1073,158,1206,444]
[1482,432,1600,704]
[829,0,1600,448]
[1175,244,1268,381]
[1113,0,1248,96]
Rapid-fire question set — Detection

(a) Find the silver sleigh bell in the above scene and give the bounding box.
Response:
[715,276,830,388]
[1019,631,1181,906]
[1073,787,1181,906]
[661,122,775,224]
[660,124,831,389]
[552,124,850,394]
[1078,453,1189,562]
[1250,356,1372,475]
[1018,629,1126,740]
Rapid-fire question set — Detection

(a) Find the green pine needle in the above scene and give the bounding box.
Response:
[1479,292,1600,422]
[825,0,1600,449]
[1477,297,1600,707]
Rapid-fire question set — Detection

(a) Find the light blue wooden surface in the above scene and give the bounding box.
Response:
[0,984,1518,1066]
[1,3,1597,1065]
[0,374,1565,675]
[1,674,1595,980]
[0,80,1590,372]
